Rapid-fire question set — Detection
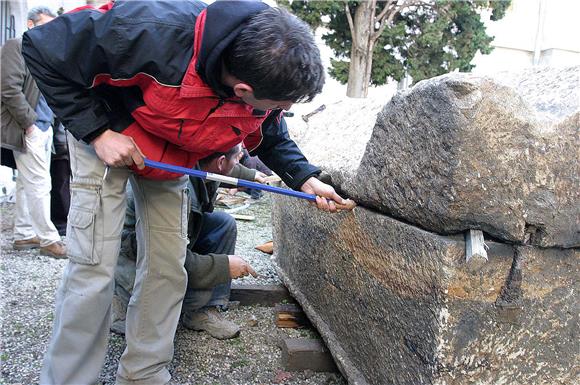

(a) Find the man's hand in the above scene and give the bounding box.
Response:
[300,176,347,213]
[25,124,38,136]
[254,171,268,184]
[91,129,145,169]
[228,255,258,279]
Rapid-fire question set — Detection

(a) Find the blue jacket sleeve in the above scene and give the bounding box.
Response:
[251,112,320,191]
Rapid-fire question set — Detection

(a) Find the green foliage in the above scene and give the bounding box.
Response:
[278,0,511,85]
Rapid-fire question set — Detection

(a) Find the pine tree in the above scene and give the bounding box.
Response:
[279,0,511,97]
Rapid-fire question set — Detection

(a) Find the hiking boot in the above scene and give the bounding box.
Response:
[182,307,240,340]
[13,236,40,250]
[39,241,67,259]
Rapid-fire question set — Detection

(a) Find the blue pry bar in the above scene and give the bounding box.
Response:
[144,159,317,202]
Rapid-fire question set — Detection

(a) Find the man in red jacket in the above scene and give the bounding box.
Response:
[23,1,347,384]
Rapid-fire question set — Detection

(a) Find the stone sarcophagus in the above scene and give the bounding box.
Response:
[273,67,579,385]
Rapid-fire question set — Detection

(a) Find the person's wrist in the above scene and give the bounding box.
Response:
[84,126,110,145]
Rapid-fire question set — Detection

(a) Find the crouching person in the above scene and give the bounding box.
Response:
[113,144,262,339]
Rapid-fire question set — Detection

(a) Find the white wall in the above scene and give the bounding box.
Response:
[472,0,580,73]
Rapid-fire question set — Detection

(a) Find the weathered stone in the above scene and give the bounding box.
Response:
[296,67,579,248]
[272,195,579,385]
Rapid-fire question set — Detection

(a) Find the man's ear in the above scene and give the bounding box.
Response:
[216,155,227,174]
[232,82,254,99]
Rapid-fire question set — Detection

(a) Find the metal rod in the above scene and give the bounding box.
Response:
[144,159,317,202]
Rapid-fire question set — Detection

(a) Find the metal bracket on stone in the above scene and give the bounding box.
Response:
[465,229,488,272]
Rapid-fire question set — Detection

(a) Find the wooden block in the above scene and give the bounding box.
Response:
[231,213,255,221]
[281,338,338,372]
[465,229,488,272]
[255,240,274,254]
[230,284,294,307]
[275,303,311,328]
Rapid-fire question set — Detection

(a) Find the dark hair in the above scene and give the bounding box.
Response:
[27,6,56,23]
[198,144,241,167]
[224,7,324,103]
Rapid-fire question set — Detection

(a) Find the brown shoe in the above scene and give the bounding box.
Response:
[13,236,41,250]
[39,241,67,259]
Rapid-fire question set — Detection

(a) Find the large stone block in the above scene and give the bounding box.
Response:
[273,196,579,385]
[297,67,579,248]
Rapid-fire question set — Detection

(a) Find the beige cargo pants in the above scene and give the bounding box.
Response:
[40,133,189,385]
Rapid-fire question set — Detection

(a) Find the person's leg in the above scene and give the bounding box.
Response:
[110,230,139,335]
[12,169,36,243]
[184,211,236,310]
[40,132,130,385]
[181,212,239,339]
[12,126,61,247]
[50,157,71,236]
[116,174,189,385]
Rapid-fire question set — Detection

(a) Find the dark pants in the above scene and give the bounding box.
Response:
[183,211,237,312]
[50,157,70,236]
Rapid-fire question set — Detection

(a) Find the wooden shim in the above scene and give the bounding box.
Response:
[275,303,311,328]
[465,229,488,272]
[281,338,338,372]
[255,240,274,254]
[231,213,255,221]
[230,284,294,307]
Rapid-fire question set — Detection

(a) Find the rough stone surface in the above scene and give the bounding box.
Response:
[297,67,579,248]
[272,196,579,385]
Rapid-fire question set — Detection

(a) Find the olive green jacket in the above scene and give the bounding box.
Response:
[1,38,40,152]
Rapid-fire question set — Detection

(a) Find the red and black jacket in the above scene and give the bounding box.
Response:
[22,0,320,186]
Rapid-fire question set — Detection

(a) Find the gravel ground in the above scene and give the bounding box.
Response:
[0,194,346,385]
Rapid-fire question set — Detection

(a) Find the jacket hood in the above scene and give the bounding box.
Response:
[197,0,269,96]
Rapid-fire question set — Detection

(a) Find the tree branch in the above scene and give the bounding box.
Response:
[376,0,395,22]
[344,1,355,41]
[372,0,424,43]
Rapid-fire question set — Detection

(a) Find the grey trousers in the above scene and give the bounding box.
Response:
[40,133,189,385]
